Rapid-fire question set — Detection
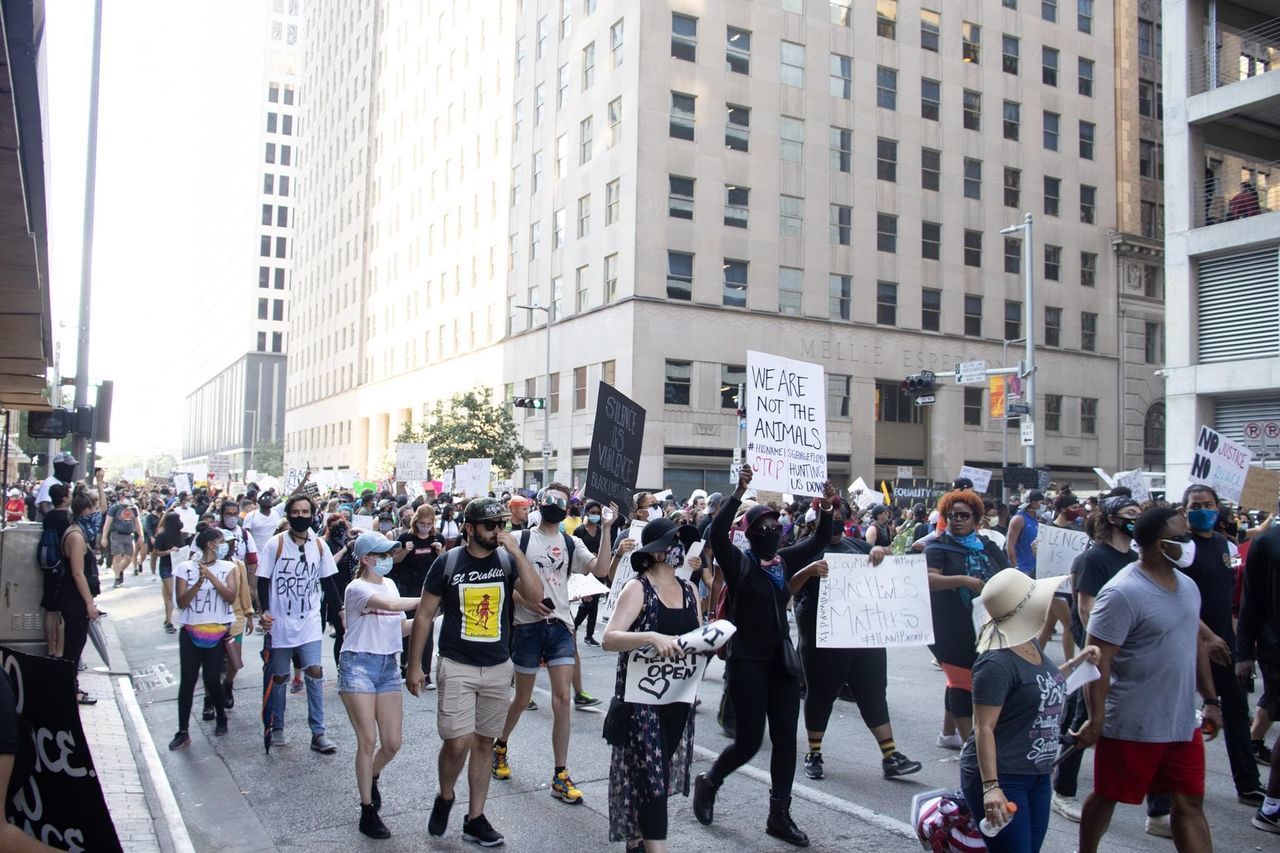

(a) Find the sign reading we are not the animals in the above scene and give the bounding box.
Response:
[745,351,827,496]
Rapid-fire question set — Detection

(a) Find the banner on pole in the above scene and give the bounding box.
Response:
[816,554,933,647]
[989,376,1007,419]
[745,350,827,495]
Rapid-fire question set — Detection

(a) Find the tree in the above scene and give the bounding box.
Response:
[396,386,525,478]
[252,441,284,476]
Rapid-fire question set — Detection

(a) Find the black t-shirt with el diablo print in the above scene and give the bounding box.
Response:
[423,548,517,668]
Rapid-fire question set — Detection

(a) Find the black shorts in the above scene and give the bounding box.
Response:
[40,572,62,612]
[1258,661,1280,719]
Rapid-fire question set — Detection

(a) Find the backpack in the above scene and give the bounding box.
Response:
[891,525,915,556]
[37,525,65,575]
[517,529,576,569]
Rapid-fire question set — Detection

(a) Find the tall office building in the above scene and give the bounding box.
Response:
[289,1,1137,496]
[180,2,304,474]
[1162,0,1280,489]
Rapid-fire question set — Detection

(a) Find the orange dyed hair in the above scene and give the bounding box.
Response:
[936,489,985,520]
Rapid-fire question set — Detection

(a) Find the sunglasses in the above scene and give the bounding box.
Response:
[542,495,569,509]
[947,511,975,521]
[475,520,504,531]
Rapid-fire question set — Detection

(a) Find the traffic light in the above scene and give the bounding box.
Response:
[900,371,937,396]
[513,397,547,409]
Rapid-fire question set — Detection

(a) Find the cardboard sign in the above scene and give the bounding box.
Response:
[208,455,230,481]
[745,350,827,495]
[172,472,192,495]
[567,573,610,602]
[351,514,374,531]
[623,620,736,705]
[395,443,430,482]
[1034,524,1091,585]
[1113,469,1150,503]
[1189,426,1252,505]
[285,466,306,493]
[584,382,646,516]
[455,458,492,497]
[1239,465,1280,512]
[958,466,993,494]
[816,554,934,648]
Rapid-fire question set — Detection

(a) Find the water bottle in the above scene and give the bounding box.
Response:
[979,801,1018,836]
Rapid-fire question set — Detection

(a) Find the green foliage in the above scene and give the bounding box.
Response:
[396,386,524,478]
[252,441,284,476]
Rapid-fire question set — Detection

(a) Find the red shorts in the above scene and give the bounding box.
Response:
[1094,730,1205,804]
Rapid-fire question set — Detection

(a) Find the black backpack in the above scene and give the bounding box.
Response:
[36,525,65,576]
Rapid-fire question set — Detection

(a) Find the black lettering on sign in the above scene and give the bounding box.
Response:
[584,382,646,516]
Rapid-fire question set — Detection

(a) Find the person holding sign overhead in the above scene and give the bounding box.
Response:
[602,517,704,853]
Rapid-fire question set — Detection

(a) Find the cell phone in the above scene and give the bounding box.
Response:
[541,597,554,610]
[602,507,615,522]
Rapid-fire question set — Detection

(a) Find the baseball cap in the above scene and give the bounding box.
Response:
[743,503,780,530]
[464,497,510,523]
[351,532,402,559]
[1025,490,1046,502]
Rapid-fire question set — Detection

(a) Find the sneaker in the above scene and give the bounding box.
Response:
[803,752,824,780]
[310,733,337,754]
[574,691,601,708]
[1254,807,1280,834]
[1238,788,1267,806]
[371,774,381,810]
[551,770,584,804]
[582,636,600,646]
[168,731,190,751]
[113,577,123,589]
[214,720,228,737]
[491,744,511,780]
[936,732,963,750]
[882,751,923,778]
[424,674,436,691]
[527,698,537,711]
[290,674,304,694]
[1145,814,1173,838]
[202,703,216,722]
[1051,793,1083,822]
[428,794,454,837]
[270,729,287,747]
[163,621,176,634]
[359,803,391,839]
[1252,739,1273,765]
[462,813,504,846]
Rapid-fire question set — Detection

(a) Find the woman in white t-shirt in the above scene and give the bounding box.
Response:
[169,526,238,751]
[338,532,420,840]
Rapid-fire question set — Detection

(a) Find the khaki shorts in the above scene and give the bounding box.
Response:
[436,656,513,741]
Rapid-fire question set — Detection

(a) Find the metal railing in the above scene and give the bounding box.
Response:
[1190,16,1280,94]
[1195,151,1280,227]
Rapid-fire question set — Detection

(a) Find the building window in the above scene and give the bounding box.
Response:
[1005,300,1023,340]
[1081,312,1097,351]
[877,137,898,181]
[725,105,750,151]
[830,204,852,245]
[263,173,274,194]
[1138,79,1155,117]
[1080,397,1098,435]
[830,53,852,98]
[876,0,897,38]
[779,116,803,162]
[964,388,983,426]
[1003,100,1021,140]
[1080,184,1096,223]
[831,0,852,26]
[261,203,272,225]
[558,64,569,109]
[532,150,545,193]
[779,195,804,238]
[257,331,266,352]
[721,364,747,408]
[604,253,618,302]
[1003,34,1020,74]
[962,21,981,63]
[669,176,694,219]
[1077,0,1093,31]
[258,298,269,320]
[921,78,940,120]
[922,148,941,191]
[723,259,748,307]
[780,41,805,87]
[727,27,751,73]
[1043,110,1060,150]
[1045,394,1062,432]
[1043,47,1059,86]
[1005,237,1022,274]
[1042,0,1057,22]
[605,179,620,224]
[828,374,851,418]
[275,268,285,289]
[577,193,591,236]
[670,92,695,140]
[1045,306,1062,347]
[779,267,803,315]
[607,97,622,147]
[667,251,693,300]
[1044,244,1061,280]
[259,266,269,288]
[964,229,982,267]
[876,380,922,424]
[579,116,593,164]
[271,331,282,353]
[535,84,546,125]
[829,274,851,320]
[830,126,852,172]
[964,158,982,200]
[877,66,897,109]
[574,366,588,410]
[876,280,898,325]
[553,208,566,249]
[1004,167,1021,207]
[1139,140,1156,178]
[1078,57,1094,96]
[576,265,589,312]
[529,222,541,260]
[964,295,983,337]
[1080,251,1097,287]
[265,142,276,164]
[922,221,941,260]
[1138,18,1156,57]
[1044,176,1061,216]
[582,42,595,89]
[922,288,941,331]
[664,360,691,405]
[276,206,288,227]
[610,18,624,66]
[275,236,287,258]
[1144,322,1162,363]
[1079,120,1094,159]
[671,13,697,61]
[963,89,981,130]
[877,214,898,253]
[1144,264,1161,298]
[551,276,565,319]
[920,9,940,51]
[725,185,749,228]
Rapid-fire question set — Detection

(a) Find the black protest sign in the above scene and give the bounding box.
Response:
[0,646,122,852]
[585,382,646,516]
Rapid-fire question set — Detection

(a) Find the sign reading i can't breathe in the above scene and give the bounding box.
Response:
[584,382,646,516]
[745,350,828,496]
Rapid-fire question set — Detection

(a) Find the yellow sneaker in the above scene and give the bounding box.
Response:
[491,744,511,781]
[551,770,583,804]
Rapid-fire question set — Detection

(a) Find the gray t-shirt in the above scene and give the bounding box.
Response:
[1088,564,1202,743]
[959,643,1066,777]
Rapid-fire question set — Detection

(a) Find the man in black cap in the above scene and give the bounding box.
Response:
[35,451,78,520]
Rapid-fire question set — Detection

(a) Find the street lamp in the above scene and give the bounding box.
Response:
[515,301,552,488]
[1001,213,1037,469]
[1001,338,1025,498]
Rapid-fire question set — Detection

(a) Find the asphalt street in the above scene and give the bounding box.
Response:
[98,574,1273,852]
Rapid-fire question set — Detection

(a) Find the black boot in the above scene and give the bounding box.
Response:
[692,772,720,826]
[766,793,809,847]
[359,803,390,839]
[371,774,381,810]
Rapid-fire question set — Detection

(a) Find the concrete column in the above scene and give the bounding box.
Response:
[849,377,877,481]
[353,417,371,478]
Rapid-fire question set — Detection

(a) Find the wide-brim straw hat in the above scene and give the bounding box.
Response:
[975,569,1068,653]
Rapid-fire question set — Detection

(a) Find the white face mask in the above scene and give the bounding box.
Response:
[1160,538,1197,569]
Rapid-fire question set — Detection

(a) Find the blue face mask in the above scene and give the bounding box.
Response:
[215,543,230,560]
[587,514,601,524]
[373,555,394,576]
[1187,508,1218,532]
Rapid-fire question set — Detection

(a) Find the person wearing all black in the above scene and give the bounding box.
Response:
[393,505,445,680]
[59,492,103,705]
[692,464,835,848]
[1237,523,1280,832]
[323,515,358,667]
[572,500,613,645]
[40,484,71,659]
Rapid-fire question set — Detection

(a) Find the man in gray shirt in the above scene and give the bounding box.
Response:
[1074,507,1222,853]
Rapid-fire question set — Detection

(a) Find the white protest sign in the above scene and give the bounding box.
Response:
[568,573,610,602]
[395,443,430,482]
[177,507,198,534]
[602,558,636,618]
[285,466,306,493]
[624,620,737,705]
[816,554,934,647]
[123,467,144,482]
[456,458,492,496]
[172,472,192,495]
[1092,467,1116,489]
[442,469,455,493]
[745,350,827,495]
[351,514,374,531]
[1114,469,1150,503]
[405,480,425,499]
[1064,660,1102,694]
[958,466,993,494]
[1034,524,1090,584]
[676,540,705,581]
[1190,425,1252,505]
[208,455,231,482]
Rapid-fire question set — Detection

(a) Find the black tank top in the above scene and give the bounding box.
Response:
[655,590,699,637]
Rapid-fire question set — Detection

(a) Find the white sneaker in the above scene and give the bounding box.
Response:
[1051,793,1082,822]
[936,732,963,750]
[1145,814,1173,838]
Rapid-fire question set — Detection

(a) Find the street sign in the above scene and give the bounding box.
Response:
[1020,419,1036,447]
[1008,402,1032,416]
[1266,421,1280,439]
[1245,422,1263,441]
[914,394,936,406]
[954,360,987,384]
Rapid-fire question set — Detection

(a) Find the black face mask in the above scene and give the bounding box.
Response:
[540,504,567,524]
[746,528,781,561]
[288,515,312,533]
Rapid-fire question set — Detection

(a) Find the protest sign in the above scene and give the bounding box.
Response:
[0,646,122,852]
[1239,465,1280,512]
[957,466,992,494]
[623,620,736,705]
[568,573,610,602]
[1034,524,1090,583]
[395,443,430,482]
[816,554,933,648]
[123,467,144,482]
[745,350,827,495]
[285,466,306,493]
[1189,425,1252,505]
[602,522,647,617]
[455,458,492,496]
[584,382,645,515]
[208,454,230,482]
[172,472,192,495]
[1113,469,1150,503]
[351,515,374,531]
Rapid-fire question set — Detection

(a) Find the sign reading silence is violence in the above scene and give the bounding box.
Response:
[585,382,645,516]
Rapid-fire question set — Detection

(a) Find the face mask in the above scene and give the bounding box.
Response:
[587,514,601,524]
[1161,537,1197,568]
[331,526,347,539]
[415,523,432,535]
[214,543,230,560]
[288,515,312,533]
[1064,509,1082,521]
[1187,508,1218,532]
[540,504,567,524]
[222,515,239,528]
[373,555,394,576]
[746,528,781,561]
[664,542,686,567]
[379,520,393,532]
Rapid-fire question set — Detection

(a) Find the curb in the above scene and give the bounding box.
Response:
[117,676,196,853]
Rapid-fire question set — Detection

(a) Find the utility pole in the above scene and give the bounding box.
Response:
[515,301,552,489]
[1001,213,1037,469]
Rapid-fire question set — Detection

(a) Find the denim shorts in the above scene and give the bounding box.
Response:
[267,638,322,677]
[510,620,577,674]
[338,650,402,694]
